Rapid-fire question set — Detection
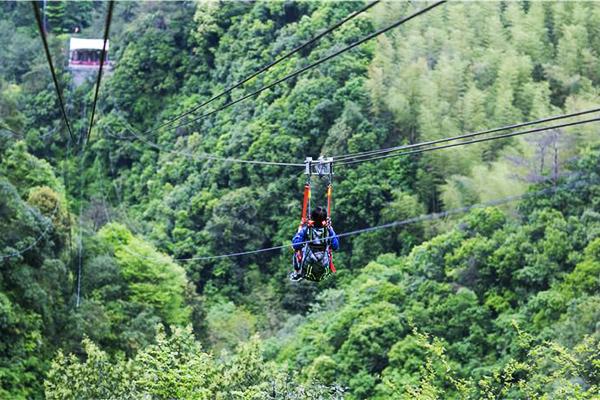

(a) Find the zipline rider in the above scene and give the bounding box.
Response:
[290,157,339,282]
[290,206,339,282]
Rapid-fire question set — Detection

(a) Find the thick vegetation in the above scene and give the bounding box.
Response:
[1,1,599,398]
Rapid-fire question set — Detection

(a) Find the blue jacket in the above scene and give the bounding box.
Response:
[292,226,339,251]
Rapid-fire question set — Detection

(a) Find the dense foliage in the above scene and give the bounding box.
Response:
[272,151,600,398]
[45,326,344,400]
[1,1,599,398]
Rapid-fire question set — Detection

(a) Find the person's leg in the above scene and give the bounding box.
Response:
[290,251,304,281]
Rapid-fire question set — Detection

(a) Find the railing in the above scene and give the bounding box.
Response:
[68,60,113,69]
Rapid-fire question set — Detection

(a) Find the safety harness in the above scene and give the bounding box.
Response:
[293,157,336,281]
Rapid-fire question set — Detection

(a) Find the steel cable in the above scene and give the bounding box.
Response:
[331,107,600,163]
[157,1,446,133]
[335,117,600,166]
[148,1,381,134]
[0,200,61,260]
[84,0,114,146]
[31,1,76,142]
[161,178,587,261]
[115,116,304,167]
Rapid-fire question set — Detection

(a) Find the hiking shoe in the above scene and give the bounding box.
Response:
[289,271,303,282]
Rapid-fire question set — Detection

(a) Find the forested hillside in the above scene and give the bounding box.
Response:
[1,1,599,398]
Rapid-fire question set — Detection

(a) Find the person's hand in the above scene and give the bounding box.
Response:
[298,218,307,231]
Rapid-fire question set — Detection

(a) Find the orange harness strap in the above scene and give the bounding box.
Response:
[326,184,332,216]
[301,183,311,224]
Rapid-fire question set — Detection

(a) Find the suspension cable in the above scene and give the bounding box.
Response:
[63,138,74,257]
[9,1,78,260]
[148,1,381,135]
[136,177,588,262]
[332,107,600,163]
[0,124,24,139]
[75,144,85,307]
[335,117,600,166]
[73,0,114,304]
[114,116,304,167]
[110,108,599,170]
[0,198,60,260]
[93,125,591,263]
[154,1,446,133]
[84,0,114,146]
[31,1,76,142]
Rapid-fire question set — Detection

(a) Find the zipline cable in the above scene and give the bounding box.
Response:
[74,1,114,305]
[0,81,71,259]
[156,1,446,133]
[31,0,76,142]
[75,145,85,307]
[0,90,72,260]
[335,117,600,166]
[149,0,381,134]
[0,201,61,260]
[332,107,600,163]
[2,3,80,261]
[112,109,599,169]
[109,1,444,166]
[115,115,304,167]
[0,124,24,138]
[93,152,309,242]
[138,177,588,262]
[63,138,74,257]
[84,0,114,146]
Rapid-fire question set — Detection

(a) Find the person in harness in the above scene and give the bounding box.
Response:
[290,206,339,282]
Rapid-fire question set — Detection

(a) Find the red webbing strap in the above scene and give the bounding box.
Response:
[329,248,336,273]
[301,183,311,223]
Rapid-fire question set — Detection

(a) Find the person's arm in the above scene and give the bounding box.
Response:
[292,226,307,250]
[328,227,339,251]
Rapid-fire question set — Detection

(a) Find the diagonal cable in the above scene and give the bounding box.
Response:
[147,0,380,134]
[332,107,600,163]
[84,0,114,146]
[31,1,76,142]
[336,117,600,166]
[0,201,61,259]
[157,1,446,133]
[118,176,589,262]
[0,124,24,139]
[115,116,304,167]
